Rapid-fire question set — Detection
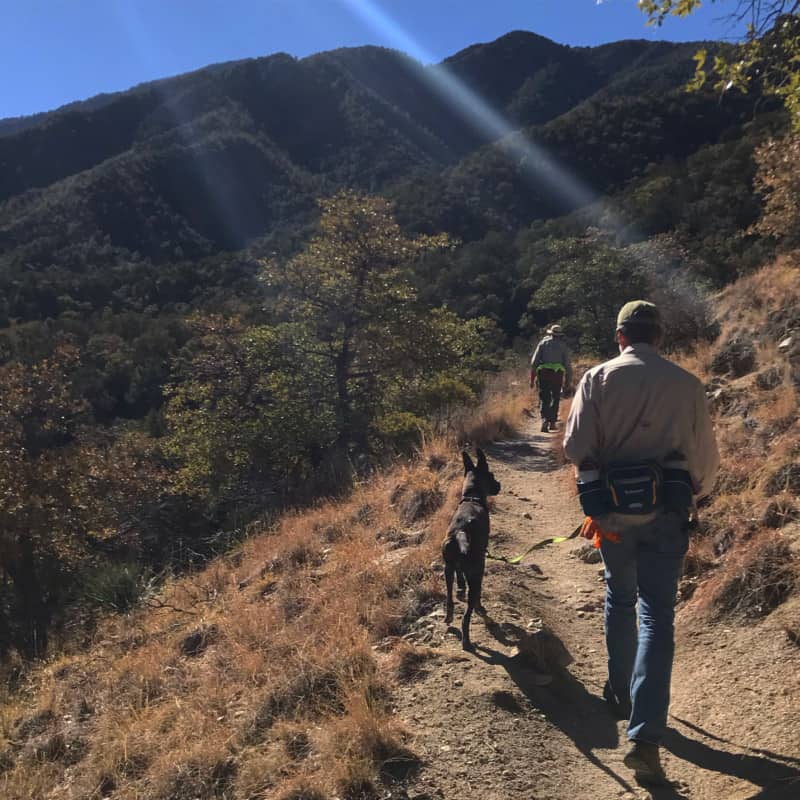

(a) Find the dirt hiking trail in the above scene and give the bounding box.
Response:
[395,415,800,800]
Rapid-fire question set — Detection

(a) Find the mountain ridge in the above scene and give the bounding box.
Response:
[0,29,744,274]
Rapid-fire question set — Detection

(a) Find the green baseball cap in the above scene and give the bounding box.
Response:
[616,300,661,329]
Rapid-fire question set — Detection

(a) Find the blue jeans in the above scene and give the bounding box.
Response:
[599,512,689,745]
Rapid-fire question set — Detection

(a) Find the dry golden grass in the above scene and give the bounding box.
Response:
[672,256,800,618]
[676,341,714,383]
[0,374,527,800]
[451,371,530,445]
[715,255,800,336]
[705,535,798,620]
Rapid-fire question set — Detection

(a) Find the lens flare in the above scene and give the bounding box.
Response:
[336,0,692,287]
[339,0,597,210]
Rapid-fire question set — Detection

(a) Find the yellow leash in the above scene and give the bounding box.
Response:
[487,523,583,565]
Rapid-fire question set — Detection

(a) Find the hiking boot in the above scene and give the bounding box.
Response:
[603,681,632,720]
[623,741,668,785]
[541,420,549,433]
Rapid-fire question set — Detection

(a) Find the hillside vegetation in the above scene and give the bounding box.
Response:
[1,17,799,796]
[2,29,784,659]
[0,384,527,800]
[0,250,797,796]
[678,257,800,623]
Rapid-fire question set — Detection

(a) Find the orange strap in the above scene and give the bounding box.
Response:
[579,516,621,548]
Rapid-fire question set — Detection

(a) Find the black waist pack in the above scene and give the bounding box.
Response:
[577,462,695,517]
[662,465,694,513]
[606,462,662,515]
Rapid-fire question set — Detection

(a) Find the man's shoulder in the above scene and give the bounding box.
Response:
[581,349,703,388]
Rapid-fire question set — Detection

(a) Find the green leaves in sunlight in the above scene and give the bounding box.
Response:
[641,2,800,131]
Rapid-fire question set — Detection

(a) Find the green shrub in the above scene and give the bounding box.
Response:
[81,562,149,612]
[372,412,429,453]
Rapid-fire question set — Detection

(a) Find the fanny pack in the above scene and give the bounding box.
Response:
[606,462,662,515]
[577,461,693,517]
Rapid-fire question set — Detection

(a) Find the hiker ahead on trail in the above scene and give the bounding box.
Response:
[530,324,572,433]
[562,301,719,786]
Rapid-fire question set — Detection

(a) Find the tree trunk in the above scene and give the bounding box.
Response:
[3,538,50,659]
[334,340,353,446]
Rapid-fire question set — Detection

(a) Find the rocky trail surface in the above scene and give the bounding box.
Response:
[394,417,800,800]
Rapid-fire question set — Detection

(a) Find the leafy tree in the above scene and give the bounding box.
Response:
[164,315,338,508]
[164,194,500,512]
[0,344,169,657]
[751,133,800,244]
[523,233,648,354]
[262,191,451,448]
[0,345,85,655]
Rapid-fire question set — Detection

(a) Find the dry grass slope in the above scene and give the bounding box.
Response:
[676,256,800,621]
[0,379,528,799]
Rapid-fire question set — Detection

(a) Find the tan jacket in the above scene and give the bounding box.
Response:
[563,344,719,498]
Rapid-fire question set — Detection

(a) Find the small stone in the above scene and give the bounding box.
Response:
[572,542,602,564]
[711,336,757,377]
[577,611,586,618]
[756,366,783,390]
[522,512,532,520]
[778,336,793,352]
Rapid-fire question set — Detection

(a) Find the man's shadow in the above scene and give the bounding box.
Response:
[663,718,800,799]
[468,616,639,794]
[464,616,800,799]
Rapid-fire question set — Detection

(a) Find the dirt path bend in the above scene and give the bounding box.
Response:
[395,417,800,800]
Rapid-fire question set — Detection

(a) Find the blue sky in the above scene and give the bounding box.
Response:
[1,0,746,119]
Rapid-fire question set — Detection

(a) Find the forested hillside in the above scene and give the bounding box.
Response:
[0,29,790,658]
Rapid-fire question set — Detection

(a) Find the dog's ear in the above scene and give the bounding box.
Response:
[476,448,488,467]
[462,450,475,474]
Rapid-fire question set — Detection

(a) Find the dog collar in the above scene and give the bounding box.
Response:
[461,494,486,506]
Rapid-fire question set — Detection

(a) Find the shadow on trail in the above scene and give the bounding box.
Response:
[484,435,561,474]
[664,724,800,798]
[469,615,635,794]
[671,716,800,767]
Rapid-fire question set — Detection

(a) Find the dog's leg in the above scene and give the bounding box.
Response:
[444,563,455,624]
[462,563,489,651]
[473,571,487,617]
[462,573,480,651]
[456,566,466,601]
[461,602,474,651]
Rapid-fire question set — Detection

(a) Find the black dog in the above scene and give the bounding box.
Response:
[442,448,501,651]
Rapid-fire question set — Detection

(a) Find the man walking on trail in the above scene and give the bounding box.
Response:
[562,301,719,785]
[530,324,572,433]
